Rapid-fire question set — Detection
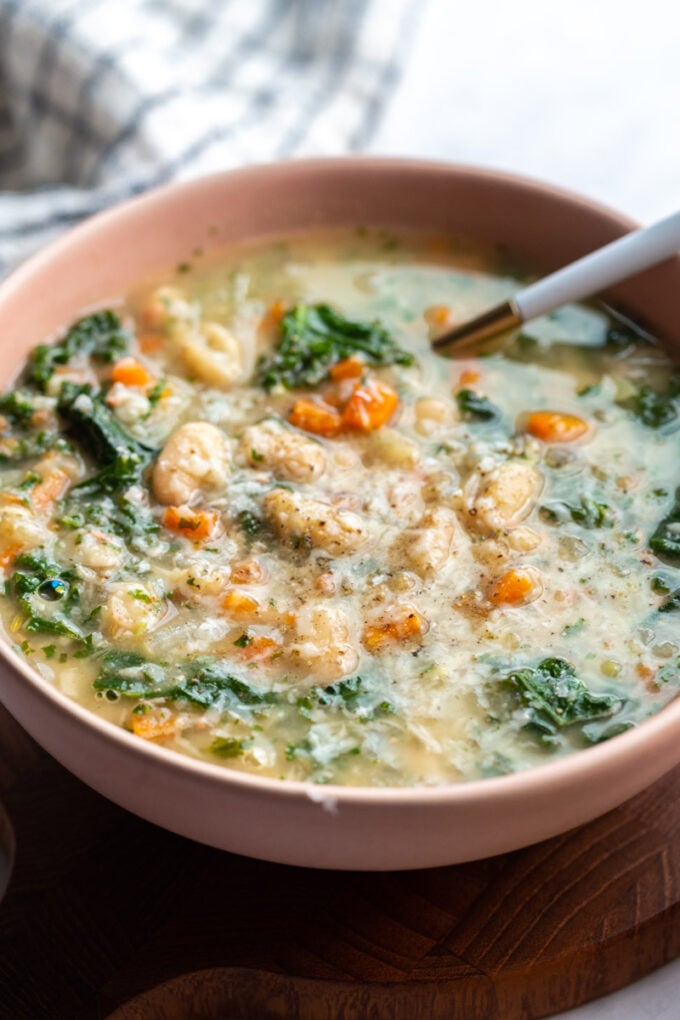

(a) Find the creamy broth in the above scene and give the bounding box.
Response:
[1,230,679,787]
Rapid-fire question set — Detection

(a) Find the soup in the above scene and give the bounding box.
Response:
[0,230,679,787]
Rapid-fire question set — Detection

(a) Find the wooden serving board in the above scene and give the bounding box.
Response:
[1,699,679,1020]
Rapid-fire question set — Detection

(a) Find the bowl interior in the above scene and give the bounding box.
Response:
[1,160,680,869]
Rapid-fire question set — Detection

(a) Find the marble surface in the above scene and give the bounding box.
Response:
[369,1,680,1014]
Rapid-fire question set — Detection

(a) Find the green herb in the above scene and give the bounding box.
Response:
[561,618,585,637]
[540,496,613,529]
[28,310,131,389]
[502,656,622,746]
[0,390,61,464]
[19,470,42,490]
[257,303,413,390]
[456,389,500,422]
[233,632,252,648]
[237,510,262,536]
[649,488,680,563]
[658,658,680,686]
[651,575,672,594]
[0,391,41,424]
[145,378,167,409]
[251,448,264,462]
[42,644,56,658]
[210,737,245,758]
[659,588,680,613]
[128,588,153,603]
[0,430,59,464]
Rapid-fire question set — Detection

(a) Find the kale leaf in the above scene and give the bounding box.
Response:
[28,311,131,389]
[0,391,41,425]
[0,390,62,464]
[618,377,680,431]
[456,389,500,422]
[659,588,680,613]
[649,488,680,564]
[503,657,622,746]
[93,654,274,712]
[10,551,83,641]
[540,496,614,529]
[57,383,155,494]
[257,303,413,390]
[210,737,246,758]
[314,675,394,719]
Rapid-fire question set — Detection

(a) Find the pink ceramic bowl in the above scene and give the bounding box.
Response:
[0,160,679,871]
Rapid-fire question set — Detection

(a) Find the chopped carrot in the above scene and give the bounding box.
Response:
[131,709,177,741]
[161,505,219,542]
[329,356,364,381]
[458,368,480,388]
[0,544,22,572]
[342,378,399,431]
[526,411,589,444]
[111,356,155,388]
[424,304,454,329]
[235,634,280,661]
[289,397,342,437]
[230,560,265,585]
[363,607,425,651]
[139,332,164,354]
[488,568,540,606]
[222,589,260,617]
[259,299,287,335]
[30,469,71,515]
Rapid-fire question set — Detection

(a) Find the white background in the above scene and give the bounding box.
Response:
[370,1,680,1016]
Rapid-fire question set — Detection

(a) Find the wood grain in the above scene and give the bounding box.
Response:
[0,698,678,1020]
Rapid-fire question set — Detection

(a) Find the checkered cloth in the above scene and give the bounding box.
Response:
[0,0,423,277]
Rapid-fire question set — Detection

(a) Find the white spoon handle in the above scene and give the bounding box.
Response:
[515,210,680,321]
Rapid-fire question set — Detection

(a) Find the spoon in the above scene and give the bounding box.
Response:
[431,209,680,354]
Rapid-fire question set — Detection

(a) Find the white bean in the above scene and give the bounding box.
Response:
[263,488,366,555]
[241,420,326,482]
[466,460,542,533]
[152,421,230,505]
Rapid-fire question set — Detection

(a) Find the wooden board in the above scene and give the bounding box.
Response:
[1,698,679,1020]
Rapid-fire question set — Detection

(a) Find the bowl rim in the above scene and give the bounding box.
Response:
[1,154,677,806]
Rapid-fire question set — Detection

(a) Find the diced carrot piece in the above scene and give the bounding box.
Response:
[363,607,425,651]
[139,332,164,354]
[111,357,155,388]
[526,411,588,443]
[289,397,342,437]
[0,544,22,572]
[161,505,219,542]
[131,710,177,741]
[235,634,280,661]
[230,560,265,585]
[458,368,480,388]
[424,304,454,328]
[342,378,399,431]
[222,589,260,617]
[329,356,364,381]
[488,568,540,606]
[30,469,71,514]
[259,299,287,335]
